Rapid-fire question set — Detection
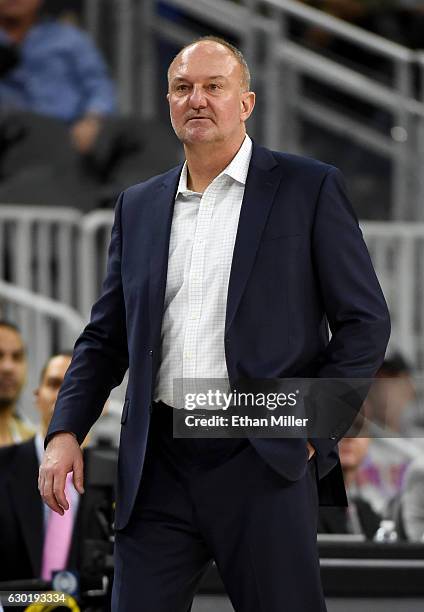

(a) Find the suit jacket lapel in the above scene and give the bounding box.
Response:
[225,144,282,335]
[9,439,44,577]
[148,166,182,346]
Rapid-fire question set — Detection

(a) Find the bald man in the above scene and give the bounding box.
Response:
[40,37,390,611]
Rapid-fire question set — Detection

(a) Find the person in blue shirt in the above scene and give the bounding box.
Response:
[0,0,117,154]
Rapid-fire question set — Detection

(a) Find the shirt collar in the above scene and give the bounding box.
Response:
[176,134,253,197]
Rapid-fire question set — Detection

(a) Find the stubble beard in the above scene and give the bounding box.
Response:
[0,396,15,413]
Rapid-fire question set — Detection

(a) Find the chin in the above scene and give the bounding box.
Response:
[180,128,216,144]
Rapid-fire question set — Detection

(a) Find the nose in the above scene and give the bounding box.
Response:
[188,85,207,110]
[0,358,16,376]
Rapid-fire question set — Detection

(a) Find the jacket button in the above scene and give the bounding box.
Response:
[330,433,337,440]
[148,349,153,356]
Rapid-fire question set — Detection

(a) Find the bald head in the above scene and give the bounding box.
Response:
[168,37,251,92]
[167,36,255,154]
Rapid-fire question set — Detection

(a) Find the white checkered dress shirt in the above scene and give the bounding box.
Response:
[154,134,253,407]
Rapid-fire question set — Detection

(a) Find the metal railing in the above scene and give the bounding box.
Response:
[1,205,422,369]
[79,210,117,317]
[0,206,82,310]
[0,206,423,439]
[0,280,85,423]
[76,211,424,373]
[362,222,424,370]
[81,0,424,220]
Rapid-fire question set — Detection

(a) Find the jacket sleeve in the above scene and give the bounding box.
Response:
[45,192,128,447]
[308,167,391,458]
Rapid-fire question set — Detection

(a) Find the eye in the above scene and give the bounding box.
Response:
[176,84,189,92]
[208,83,220,91]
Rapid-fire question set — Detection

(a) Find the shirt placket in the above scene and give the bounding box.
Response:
[182,182,218,390]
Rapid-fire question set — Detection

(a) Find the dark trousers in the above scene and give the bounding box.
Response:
[112,403,327,611]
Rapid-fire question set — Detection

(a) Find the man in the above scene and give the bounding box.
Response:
[39,37,390,611]
[0,320,34,446]
[0,351,112,582]
[0,0,116,154]
[318,436,381,539]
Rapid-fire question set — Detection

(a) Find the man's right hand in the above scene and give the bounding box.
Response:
[38,432,84,515]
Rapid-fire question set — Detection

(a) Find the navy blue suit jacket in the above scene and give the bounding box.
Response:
[46,142,390,530]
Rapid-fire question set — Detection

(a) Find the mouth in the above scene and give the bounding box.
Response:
[0,381,17,393]
[186,117,212,122]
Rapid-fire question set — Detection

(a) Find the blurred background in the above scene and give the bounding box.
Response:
[1,0,424,611]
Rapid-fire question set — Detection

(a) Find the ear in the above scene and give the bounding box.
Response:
[240,91,255,122]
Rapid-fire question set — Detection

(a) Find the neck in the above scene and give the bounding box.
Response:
[0,14,38,44]
[184,132,246,193]
[0,404,15,445]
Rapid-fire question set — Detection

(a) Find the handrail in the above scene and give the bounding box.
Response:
[0,205,82,223]
[0,280,85,425]
[361,221,424,237]
[79,210,114,317]
[278,41,424,117]
[160,0,414,62]
[264,0,414,61]
[163,0,251,35]
[0,280,84,334]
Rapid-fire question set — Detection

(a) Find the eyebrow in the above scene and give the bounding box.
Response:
[171,75,228,82]
[46,376,63,384]
[0,349,25,357]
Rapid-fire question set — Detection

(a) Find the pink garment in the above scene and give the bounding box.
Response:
[41,472,74,581]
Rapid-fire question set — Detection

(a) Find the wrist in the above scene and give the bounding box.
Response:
[46,430,77,448]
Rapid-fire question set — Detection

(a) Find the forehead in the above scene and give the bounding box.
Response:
[0,327,24,351]
[43,355,71,380]
[170,42,240,81]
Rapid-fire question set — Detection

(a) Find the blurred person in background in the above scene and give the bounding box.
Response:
[367,353,416,434]
[0,320,34,446]
[0,0,116,155]
[0,351,112,582]
[400,454,424,541]
[355,353,420,514]
[0,0,180,209]
[318,436,381,539]
[0,0,118,210]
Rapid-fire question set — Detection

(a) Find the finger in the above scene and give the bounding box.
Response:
[53,471,69,511]
[38,467,44,494]
[42,472,64,515]
[73,457,85,494]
